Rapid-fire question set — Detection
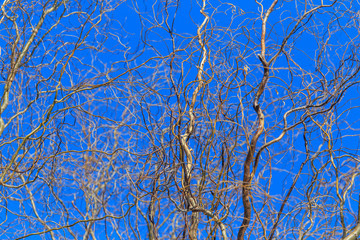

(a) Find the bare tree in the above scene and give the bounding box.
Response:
[1,0,360,239]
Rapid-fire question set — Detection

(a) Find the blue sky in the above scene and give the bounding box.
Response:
[1,0,360,239]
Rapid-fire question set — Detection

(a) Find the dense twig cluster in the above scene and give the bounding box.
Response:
[0,0,360,239]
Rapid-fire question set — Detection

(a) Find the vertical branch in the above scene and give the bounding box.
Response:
[237,1,278,239]
[0,2,61,137]
[178,0,209,239]
[148,163,160,240]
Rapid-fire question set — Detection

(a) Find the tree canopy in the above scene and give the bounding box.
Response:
[1,0,360,239]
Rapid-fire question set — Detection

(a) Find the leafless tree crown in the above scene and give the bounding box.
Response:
[0,0,360,239]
